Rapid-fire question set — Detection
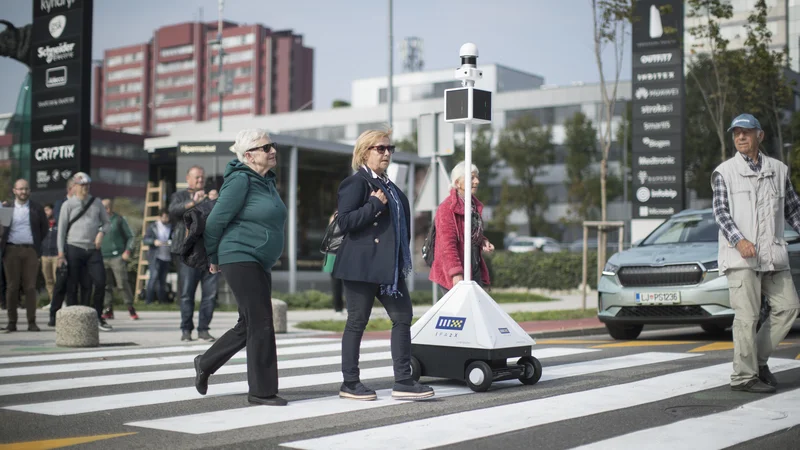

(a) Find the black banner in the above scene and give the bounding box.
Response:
[30,0,92,192]
[177,142,235,155]
[631,0,684,219]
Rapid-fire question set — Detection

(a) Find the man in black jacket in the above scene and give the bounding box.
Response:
[169,165,218,342]
[1,179,49,332]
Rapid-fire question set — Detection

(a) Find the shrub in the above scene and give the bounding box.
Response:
[486,250,598,290]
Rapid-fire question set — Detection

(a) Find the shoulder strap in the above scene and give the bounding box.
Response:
[66,196,95,235]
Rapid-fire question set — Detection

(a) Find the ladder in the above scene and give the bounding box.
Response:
[135,181,166,299]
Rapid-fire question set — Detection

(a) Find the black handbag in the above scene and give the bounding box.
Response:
[320,212,344,254]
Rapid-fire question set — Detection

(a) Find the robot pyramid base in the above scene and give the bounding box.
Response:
[409,281,542,392]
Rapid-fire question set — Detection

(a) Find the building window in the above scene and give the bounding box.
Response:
[155,105,195,119]
[106,97,141,110]
[91,167,148,186]
[105,112,141,125]
[0,146,9,160]
[155,90,193,105]
[357,122,386,135]
[211,49,254,65]
[91,141,148,160]
[106,82,143,94]
[208,98,253,112]
[155,75,195,88]
[156,59,195,74]
[154,120,193,134]
[216,33,256,48]
[107,51,144,68]
[232,82,253,94]
[160,44,194,58]
[107,67,144,82]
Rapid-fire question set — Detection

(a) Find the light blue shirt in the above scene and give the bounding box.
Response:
[8,200,34,245]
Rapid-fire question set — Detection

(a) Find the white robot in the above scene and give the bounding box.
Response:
[409,43,542,392]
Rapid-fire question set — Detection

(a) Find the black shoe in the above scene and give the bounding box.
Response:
[98,319,113,332]
[247,394,288,406]
[758,365,778,387]
[181,331,193,342]
[47,319,55,327]
[339,382,378,401]
[197,330,216,342]
[731,379,776,393]
[28,323,40,332]
[194,355,208,395]
[2,323,17,333]
[392,380,435,399]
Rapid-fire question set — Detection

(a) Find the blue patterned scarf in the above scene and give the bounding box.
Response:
[378,178,413,297]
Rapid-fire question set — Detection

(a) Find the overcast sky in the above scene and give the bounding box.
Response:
[0,0,632,113]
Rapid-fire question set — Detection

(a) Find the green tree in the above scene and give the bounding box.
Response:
[394,129,418,154]
[0,166,11,205]
[489,178,514,233]
[448,124,495,202]
[564,111,601,222]
[686,0,735,164]
[494,115,555,236]
[331,99,351,108]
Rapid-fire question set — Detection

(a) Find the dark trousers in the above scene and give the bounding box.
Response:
[179,262,218,332]
[146,259,170,304]
[341,278,413,383]
[50,264,73,323]
[198,263,278,397]
[65,245,106,320]
[3,245,40,325]
[331,275,344,312]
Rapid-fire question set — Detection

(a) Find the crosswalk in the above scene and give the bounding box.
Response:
[1,335,799,449]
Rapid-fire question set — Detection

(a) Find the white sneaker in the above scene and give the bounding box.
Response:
[41,304,51,311]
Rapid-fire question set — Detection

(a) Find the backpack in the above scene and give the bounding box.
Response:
[421,222,436,267]
[320,212,344,254]
[180,176,250,269]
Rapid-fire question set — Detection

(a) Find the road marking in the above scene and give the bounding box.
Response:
[591,340,698,349]
[0,352,393,397]
[126,352,696,434]
[3,348,601,416]
[536,339,610,345]
[688,342,735,353]
[279,358,800,450]
[0,433,135,450]
[572,387,800,449]
[0,340,390,378]
[0,338,336,365]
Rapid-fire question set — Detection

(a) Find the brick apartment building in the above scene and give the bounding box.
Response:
[93,21,313,135]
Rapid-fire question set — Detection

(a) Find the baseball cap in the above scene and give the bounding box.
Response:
[72,172,92,185]
[727,113,762,132]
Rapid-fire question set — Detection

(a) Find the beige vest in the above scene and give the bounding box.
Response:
[714,153,789,274]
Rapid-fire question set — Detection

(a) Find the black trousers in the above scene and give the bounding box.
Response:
[341,278,413,383]
[331,275,344,312]
[198,262,278,398]
[65,245,106,319]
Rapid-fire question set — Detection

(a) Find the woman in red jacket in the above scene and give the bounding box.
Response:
[429,161,495,293]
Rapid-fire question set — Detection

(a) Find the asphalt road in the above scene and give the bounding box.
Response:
[2,325,800,449]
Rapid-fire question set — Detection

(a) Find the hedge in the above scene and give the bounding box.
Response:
[274,289,433,310]
[485,250,598,290]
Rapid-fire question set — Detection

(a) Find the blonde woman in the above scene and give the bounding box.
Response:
[332,129,434,401]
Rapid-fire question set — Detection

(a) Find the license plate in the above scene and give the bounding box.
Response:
[635,292,680,305]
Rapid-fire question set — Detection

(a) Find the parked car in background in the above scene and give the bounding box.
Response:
[507,236,561,253]
[597,208,800,340]
[568,239,628,255]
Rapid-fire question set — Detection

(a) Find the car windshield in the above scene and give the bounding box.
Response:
[640,213,718,246]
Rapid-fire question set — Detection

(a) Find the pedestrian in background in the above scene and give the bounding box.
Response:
[0,179,48,332]
[101,199,138,320]
[194,128,288,406]
[143,210,172,305]
[169,166,217,342]
[712,113,800,393]
[429,161,494,294]
[332,128,434,401]
[56,172,112,332]
[324,211,346,317]
[39,203,59,310]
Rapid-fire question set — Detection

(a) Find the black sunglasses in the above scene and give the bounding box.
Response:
[369,145,396,155]
[246,143,278,153]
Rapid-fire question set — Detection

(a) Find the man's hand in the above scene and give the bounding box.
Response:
[57,252,66,267]
[452,274,464,285]
[154,240,165,247]
[122,250,130,261]
[736,239,757,259]
[209,263,221,274]
[94,232,104,249]
[193,190,207,203]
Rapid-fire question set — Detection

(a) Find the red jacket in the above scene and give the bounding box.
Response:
[429,189,490,290]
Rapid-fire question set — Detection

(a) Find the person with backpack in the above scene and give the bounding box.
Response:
[428,161,494,294]
[192,128,288,406]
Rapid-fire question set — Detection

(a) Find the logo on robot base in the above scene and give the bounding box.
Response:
[435,316,466,338]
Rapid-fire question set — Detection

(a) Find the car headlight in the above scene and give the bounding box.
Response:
[703,260,719,272]
[602,262,619,276]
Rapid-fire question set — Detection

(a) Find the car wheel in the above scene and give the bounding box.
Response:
[606,323,643,340]
[701,324,728,335]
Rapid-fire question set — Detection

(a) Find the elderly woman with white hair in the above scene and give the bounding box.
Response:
[429,161,494,293]
[192,128,289,406]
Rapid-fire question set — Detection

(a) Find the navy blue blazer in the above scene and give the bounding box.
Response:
[332,168,411,285]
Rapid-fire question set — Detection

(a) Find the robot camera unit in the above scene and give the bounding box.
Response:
[444,43,492,124]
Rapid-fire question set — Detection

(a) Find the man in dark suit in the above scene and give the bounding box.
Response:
[1,179,49,332]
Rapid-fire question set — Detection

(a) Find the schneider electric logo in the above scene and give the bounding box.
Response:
[37,41,76,64]
[34,144,75,161]
[40,0,76,14]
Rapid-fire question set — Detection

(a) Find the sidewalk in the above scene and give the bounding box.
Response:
[0,292,602,355]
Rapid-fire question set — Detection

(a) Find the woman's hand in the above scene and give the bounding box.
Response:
[209,264,221,274]
[482,240,495,253]
[452,274,464,285]
[370,189,388,204]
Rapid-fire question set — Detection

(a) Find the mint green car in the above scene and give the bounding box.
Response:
[597,209,800,340]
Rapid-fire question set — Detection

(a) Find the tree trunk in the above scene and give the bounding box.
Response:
[600,158,608,222]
